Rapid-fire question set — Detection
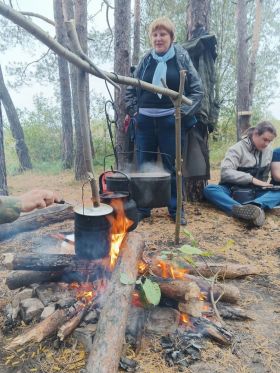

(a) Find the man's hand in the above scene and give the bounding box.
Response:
[18,190,61,212]
[252,177,273,187]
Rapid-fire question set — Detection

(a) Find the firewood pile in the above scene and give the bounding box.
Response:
[0,223,262,373]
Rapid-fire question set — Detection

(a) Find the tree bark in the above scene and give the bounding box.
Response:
[236,0,250,138]
[114,0,131,169]
[0,204,73,241]
[248,0,263,109]
[53,0,74,169]
[0,65,32,171]
[186,0,211,40]
[132,0,141,66]
[86,231,145,373]
[0,101,8,195]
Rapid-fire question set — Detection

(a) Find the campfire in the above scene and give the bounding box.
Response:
[1,197,260,372]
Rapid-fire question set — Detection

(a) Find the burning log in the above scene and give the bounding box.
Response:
[5,270,62,290]
[0,204,73,241]
[5,309,67,350]
[86,231,145,373]
[150,257,260,279]
[3,253,109,272]
[154,275,240,304]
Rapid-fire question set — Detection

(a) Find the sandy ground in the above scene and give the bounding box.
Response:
[0,170,279,373]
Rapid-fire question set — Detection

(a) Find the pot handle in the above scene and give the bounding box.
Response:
[99,171,113,193]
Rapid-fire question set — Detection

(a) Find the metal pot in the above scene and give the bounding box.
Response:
[102,170,171,209]
[74,204,112,260]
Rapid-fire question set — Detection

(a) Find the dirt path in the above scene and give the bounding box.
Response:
[0,171,279,372]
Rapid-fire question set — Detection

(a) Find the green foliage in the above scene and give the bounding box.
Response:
[137,277,161,306]
[120,272,135,285]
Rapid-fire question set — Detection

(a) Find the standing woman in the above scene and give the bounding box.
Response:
[125,17,203,225]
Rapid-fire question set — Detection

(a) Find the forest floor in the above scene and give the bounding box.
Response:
[0,169,280,373]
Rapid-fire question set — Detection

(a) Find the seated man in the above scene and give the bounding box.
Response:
[0,189,60,224]
[271,147,280,185]
[203,121,280,227]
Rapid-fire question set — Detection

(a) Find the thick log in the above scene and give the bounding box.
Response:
[0,204,73,241]
[3,253,109,272]
[5,270,62,290]
[86,231,145,373]
[5,309,67,350]
[217,304,254,321]
[154,274,240,304]
[150,258,260,279]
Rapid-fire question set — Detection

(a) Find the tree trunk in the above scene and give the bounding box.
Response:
[63,0,87,180]
[132,0,141,66]
[53,0,74,169]
[186,0,211,40]
[0,65,32,171]
[114,0,131,169]
[236,0,250,139]
[0,101,8,195]
[248,0,263,109]
[75,0,95,158]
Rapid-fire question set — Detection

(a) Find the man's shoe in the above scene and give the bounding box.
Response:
[170,214,187,226]
[232,204,265,227]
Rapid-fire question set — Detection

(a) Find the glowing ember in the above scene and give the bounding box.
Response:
[107,199,133,269]
[131,291,143,307]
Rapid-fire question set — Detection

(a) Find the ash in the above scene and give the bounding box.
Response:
[160,329,204,369]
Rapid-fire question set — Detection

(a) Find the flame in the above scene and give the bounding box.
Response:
[107,199,133,269]
[180,313,190,325]
[156,260,188,279]
[138,260,148,274]
[69,282,96,305]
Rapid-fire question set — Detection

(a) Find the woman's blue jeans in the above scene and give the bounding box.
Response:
[135,113,187,217]
[203,184,280,215]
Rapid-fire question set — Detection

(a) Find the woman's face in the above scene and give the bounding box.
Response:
[150,27,172,54]
[252,130,275,150]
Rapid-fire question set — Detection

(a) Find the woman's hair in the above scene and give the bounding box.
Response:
[246,121,277,138]
[148,17,175,41]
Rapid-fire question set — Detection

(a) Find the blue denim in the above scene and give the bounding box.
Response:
[135,113,189,217]
[203,184,280,215]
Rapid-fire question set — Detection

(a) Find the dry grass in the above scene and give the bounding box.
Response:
[0,170,279,373]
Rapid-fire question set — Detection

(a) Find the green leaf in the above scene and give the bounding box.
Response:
[120,272,135,285]
[140,278,161,306]
[217,239,235,253]
[178,244,203,256]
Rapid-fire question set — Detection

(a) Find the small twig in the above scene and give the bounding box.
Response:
[210,271,224,325]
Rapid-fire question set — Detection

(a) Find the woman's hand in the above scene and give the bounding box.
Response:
[252,177,273,187]
[18,190,61,212]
